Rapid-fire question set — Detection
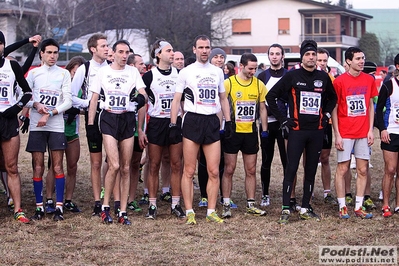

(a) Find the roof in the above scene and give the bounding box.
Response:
[0,2,41,16]
[212,0,372,20]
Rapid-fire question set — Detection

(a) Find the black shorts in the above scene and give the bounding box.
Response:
[85,110,102,153]
[223,131,259,154]
[100,111,136,141]
[381,133,399,152]
[182,112,220,145]
[26,131,67,152]
[322,123,332,149]
[134,136,143,152]
[147,116,182,146]
[0,115,19,141]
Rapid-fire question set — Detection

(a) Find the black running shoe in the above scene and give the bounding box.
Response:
[101,207,113,224]
[118,212,132,225]
[53,208,64,221]
[145,205,157,220]
[171,204,186,218]
[31,207,45,221]
[92,203,102,217]
[64,201,81,213]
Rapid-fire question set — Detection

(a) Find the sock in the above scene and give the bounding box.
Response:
[33,177,43,204]
[8,197,13,205]
[149,198,157,207]
[247,199,255,207]
[56,203,63,213]
[36,203,44,212]
[337,197,346,209]
[223,197,230,205]
[355,196,364,210]
[186,209,194,216]
[65,199,71,204]
[300,208,307,214]
[207,209,215,216]
[144,188,149,195]
[119,210,126,217]
[324,190,331,198]
[102,204,110,211]
[162,187,170,194]
[95,200,101,206]
[55,174,65,204]
[114,201,120,210]
[171,196,180,209]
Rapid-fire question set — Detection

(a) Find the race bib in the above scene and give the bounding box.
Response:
[346,94,366,117]
[0,81,11,106]
[105,90,128,114]
[159,93,174,116]
[39,88,60,110]
[235,100,256,123]
[197,84,217,106]
[393,102,399,124]
[299,91,321,115]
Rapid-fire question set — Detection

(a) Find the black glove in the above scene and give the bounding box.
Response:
[224,121,233,139]
[168,124,182,144]
[280,118,296,139]
[65,107,81,125]
[321,114,330,129]
[21,117,30,134]
[130,93,146,111]
[260,131,269,149]
[2,104,22,118]
[86,124,101,144]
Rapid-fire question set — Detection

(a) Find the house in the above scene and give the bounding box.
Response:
[211,0,373,63]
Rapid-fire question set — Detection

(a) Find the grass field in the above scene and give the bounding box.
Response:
[0,127,397,266]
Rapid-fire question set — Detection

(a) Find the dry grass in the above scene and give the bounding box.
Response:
[0,127,397,266]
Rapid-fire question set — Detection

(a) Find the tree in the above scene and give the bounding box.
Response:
[337,0,347,8]
[379,34,399,66]
[358,32,381,65]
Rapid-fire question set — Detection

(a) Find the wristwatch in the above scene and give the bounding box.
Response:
[18,115,26,122]
[169,123,176,128]
[17,101,24,108]
[325,112,331,119]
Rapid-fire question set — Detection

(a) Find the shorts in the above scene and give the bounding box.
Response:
[100,110,136,141]
[223,131,259,154]
[381,133,399,152]
[182,112,220,145]
[322,123,332,149]
[337,138,370,163]
[26,131,67,152]
[147,116,182,146]
[85,110,102,153]
[0,115,19,141]
[134,136,143,153]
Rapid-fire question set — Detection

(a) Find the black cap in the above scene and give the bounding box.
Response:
[300,40,317,60]
[363,61,377,74]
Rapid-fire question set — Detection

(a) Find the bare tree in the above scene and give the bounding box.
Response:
[379,34,399,66]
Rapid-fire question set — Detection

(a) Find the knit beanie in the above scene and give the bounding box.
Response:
[300,40,317,60]
[209,48,226,63]
[0,31,5,46]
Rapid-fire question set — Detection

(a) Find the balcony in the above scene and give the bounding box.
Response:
[299,35,359,47]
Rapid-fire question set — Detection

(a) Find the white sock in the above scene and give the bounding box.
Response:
[162,187,170,194]
[149,198,157,207]
[223,197,230,205]
[102,205,110,211]
[186,209,194,216]
[337,197,346,209]
[171,196,180,209]
[144,188,148,194]
[207,209,215,216]
[355,196,364,210]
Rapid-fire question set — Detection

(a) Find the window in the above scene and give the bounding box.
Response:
[232,48,252,55]
[278,18,290,35]
[232,19,251,35]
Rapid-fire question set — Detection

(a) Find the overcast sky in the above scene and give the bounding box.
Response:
[347,0,399,9]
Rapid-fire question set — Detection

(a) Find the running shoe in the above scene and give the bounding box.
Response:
[198,198,208,207]
[260,195,270,207]
[171,205,186,218]
[289,199,300,213]
[354,207,373,219]
[127,201,142,212]
[278,209,290,225]
[92,203,102,217]
[206,211,224,223]
[114,207,121,217]
[246,202,266,216]
[100,187,105,199]
[345,194,353,205]
[339,206,350,219]
[118,212,131,225]
[395,207,399,214]
[221,203,231,218]
[160,192,172,203]
[101,207,113,224]
[324,194,338,205]
[299,207,321,221]
[363,198,376,210]
[64,201,81,212]
[7,197,14,212]
[382,206,392,218]
[186,212,197,225]
[31,207,45,221]
[45,199,56,214]
[145,205,157,220]
[53,208,64,221]
[219,198,238,209]
[14,209,30,224]
[139,193,149,205]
